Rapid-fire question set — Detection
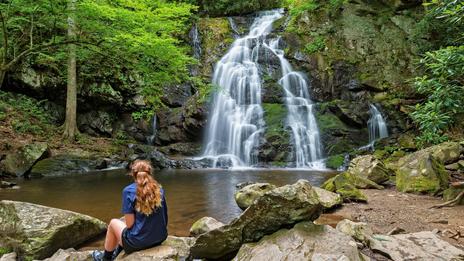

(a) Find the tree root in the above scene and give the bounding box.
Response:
[430,191,464,209]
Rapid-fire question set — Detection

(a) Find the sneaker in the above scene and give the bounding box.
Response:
[112,245,124,259]
[92,250,112,261]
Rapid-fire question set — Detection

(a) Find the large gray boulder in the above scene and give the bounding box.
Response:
[233,222,363,261]
[0,200,106,260]
[42,249,92,261]
[190,180,323,259]
[190,217,225,237]
[116,236,195,261]
[0,143,49,176]
[336,219,373,245]
[234,183,277,210]
[369,231,464,260]
[348,155,393,184]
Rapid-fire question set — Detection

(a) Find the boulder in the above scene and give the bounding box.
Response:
[395,153,449,194]
[0,200,106,260]
[116,236,195,261]
[336,219,373,245]
[233,222,363,261]
[322,172,383,201]
[0,252,17,261]
[42,249,92,261]
[348,155,393,184]
[0,143,49,176]
[234,183,277,210]
[29,155,104,177]
[369,231,464,261]
[313,187,342,209]
[190,217,225,237]
[190,180,323,259]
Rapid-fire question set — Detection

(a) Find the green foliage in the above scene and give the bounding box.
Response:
[0,247,11,256]
[200,0,282,16]
[326,154,344,169]
[304,36,325,54]
[131,109,153,121]
[411,46,464,146]
[286,0,319,17]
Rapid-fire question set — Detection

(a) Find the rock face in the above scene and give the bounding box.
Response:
[393,142,463,194]
[0,200,106,260]
[190,217,225,237]
[0,143,49,176]
[116,236,195,261]
[369,231,464,261]
[190,180,323,259]
[233,222,363,261]
[42,249,93,261]
[234,183,277,210]
[348,155,393,184]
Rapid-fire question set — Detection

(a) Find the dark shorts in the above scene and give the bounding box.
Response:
[121,228,164,254]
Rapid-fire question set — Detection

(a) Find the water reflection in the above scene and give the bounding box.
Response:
[0,169,335,236]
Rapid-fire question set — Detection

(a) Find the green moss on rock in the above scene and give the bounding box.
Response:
[326,154,345,169]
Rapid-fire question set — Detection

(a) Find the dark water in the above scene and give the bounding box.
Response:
[0,168,335,238]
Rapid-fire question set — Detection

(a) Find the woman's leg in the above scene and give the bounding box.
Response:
[104,218,127,251]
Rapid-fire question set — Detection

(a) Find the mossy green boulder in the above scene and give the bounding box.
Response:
[348,155,393,184]
[0,200,106,260]
[322,172,383,202]
[393,142,462,194]
[234,183,277,210]
[190,217,225,237]
[0,143,50,176]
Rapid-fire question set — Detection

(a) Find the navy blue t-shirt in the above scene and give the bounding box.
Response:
[121,183,168,247]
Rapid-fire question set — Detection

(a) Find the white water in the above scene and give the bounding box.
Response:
[202,10,284,168]
[368,104,388,144]
[147,115,157,145]
[265,38,324,169]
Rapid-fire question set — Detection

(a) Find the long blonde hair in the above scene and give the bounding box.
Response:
[130,160,162,215]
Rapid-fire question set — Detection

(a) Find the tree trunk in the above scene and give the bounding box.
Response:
[63,0,79,140]
[0,69,5,89]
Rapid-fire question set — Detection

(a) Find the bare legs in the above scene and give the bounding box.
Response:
[104,219,127,251]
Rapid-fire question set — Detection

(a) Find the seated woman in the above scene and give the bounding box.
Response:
[92,160,168,261]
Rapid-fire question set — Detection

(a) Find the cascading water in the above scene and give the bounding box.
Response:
[367,104,388,146]
[147,115,157,145]
[189,23,202,59]
[265,38,324,169]
[202,10,284,168]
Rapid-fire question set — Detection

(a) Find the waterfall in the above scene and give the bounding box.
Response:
[189,23,202,59]
[147,115,157,145]
[202,10,284,168]
[265,38,324,169]
[367,104,388,146]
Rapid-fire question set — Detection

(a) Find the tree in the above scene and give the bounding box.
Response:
[63,0,78,140]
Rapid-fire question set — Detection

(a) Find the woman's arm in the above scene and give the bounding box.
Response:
[124,213,135,228]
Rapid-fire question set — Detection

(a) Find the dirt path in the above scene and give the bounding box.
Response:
[327,187,464,249]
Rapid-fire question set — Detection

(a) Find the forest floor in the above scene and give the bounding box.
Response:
[320,187,464,249]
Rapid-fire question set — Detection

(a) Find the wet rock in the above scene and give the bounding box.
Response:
[190,180,323,259]
[336,219,373,244]
[0,143,50,177]
[30,155,103,177]
[233,222,363,261]
[348,155,393,184]
[0,181,16,189]
[42,249,92,261]
[369,231,464,261]
[0,200,106,260]
[190,217,225,237]
[77,110,114,137]
[313,187,342,209]
[116,236,194,261]
[158,142,202,157]
[234,183,277,210]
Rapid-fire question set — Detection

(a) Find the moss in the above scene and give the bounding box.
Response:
[326,154,345,169]
[262,103,288,137]
[321,176,336,192]
[0,248,11,256]
[315,112,349,133]
[337,184,367,202]
[304,36,326,54]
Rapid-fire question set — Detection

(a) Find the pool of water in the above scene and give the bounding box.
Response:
[0,168,336,238]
